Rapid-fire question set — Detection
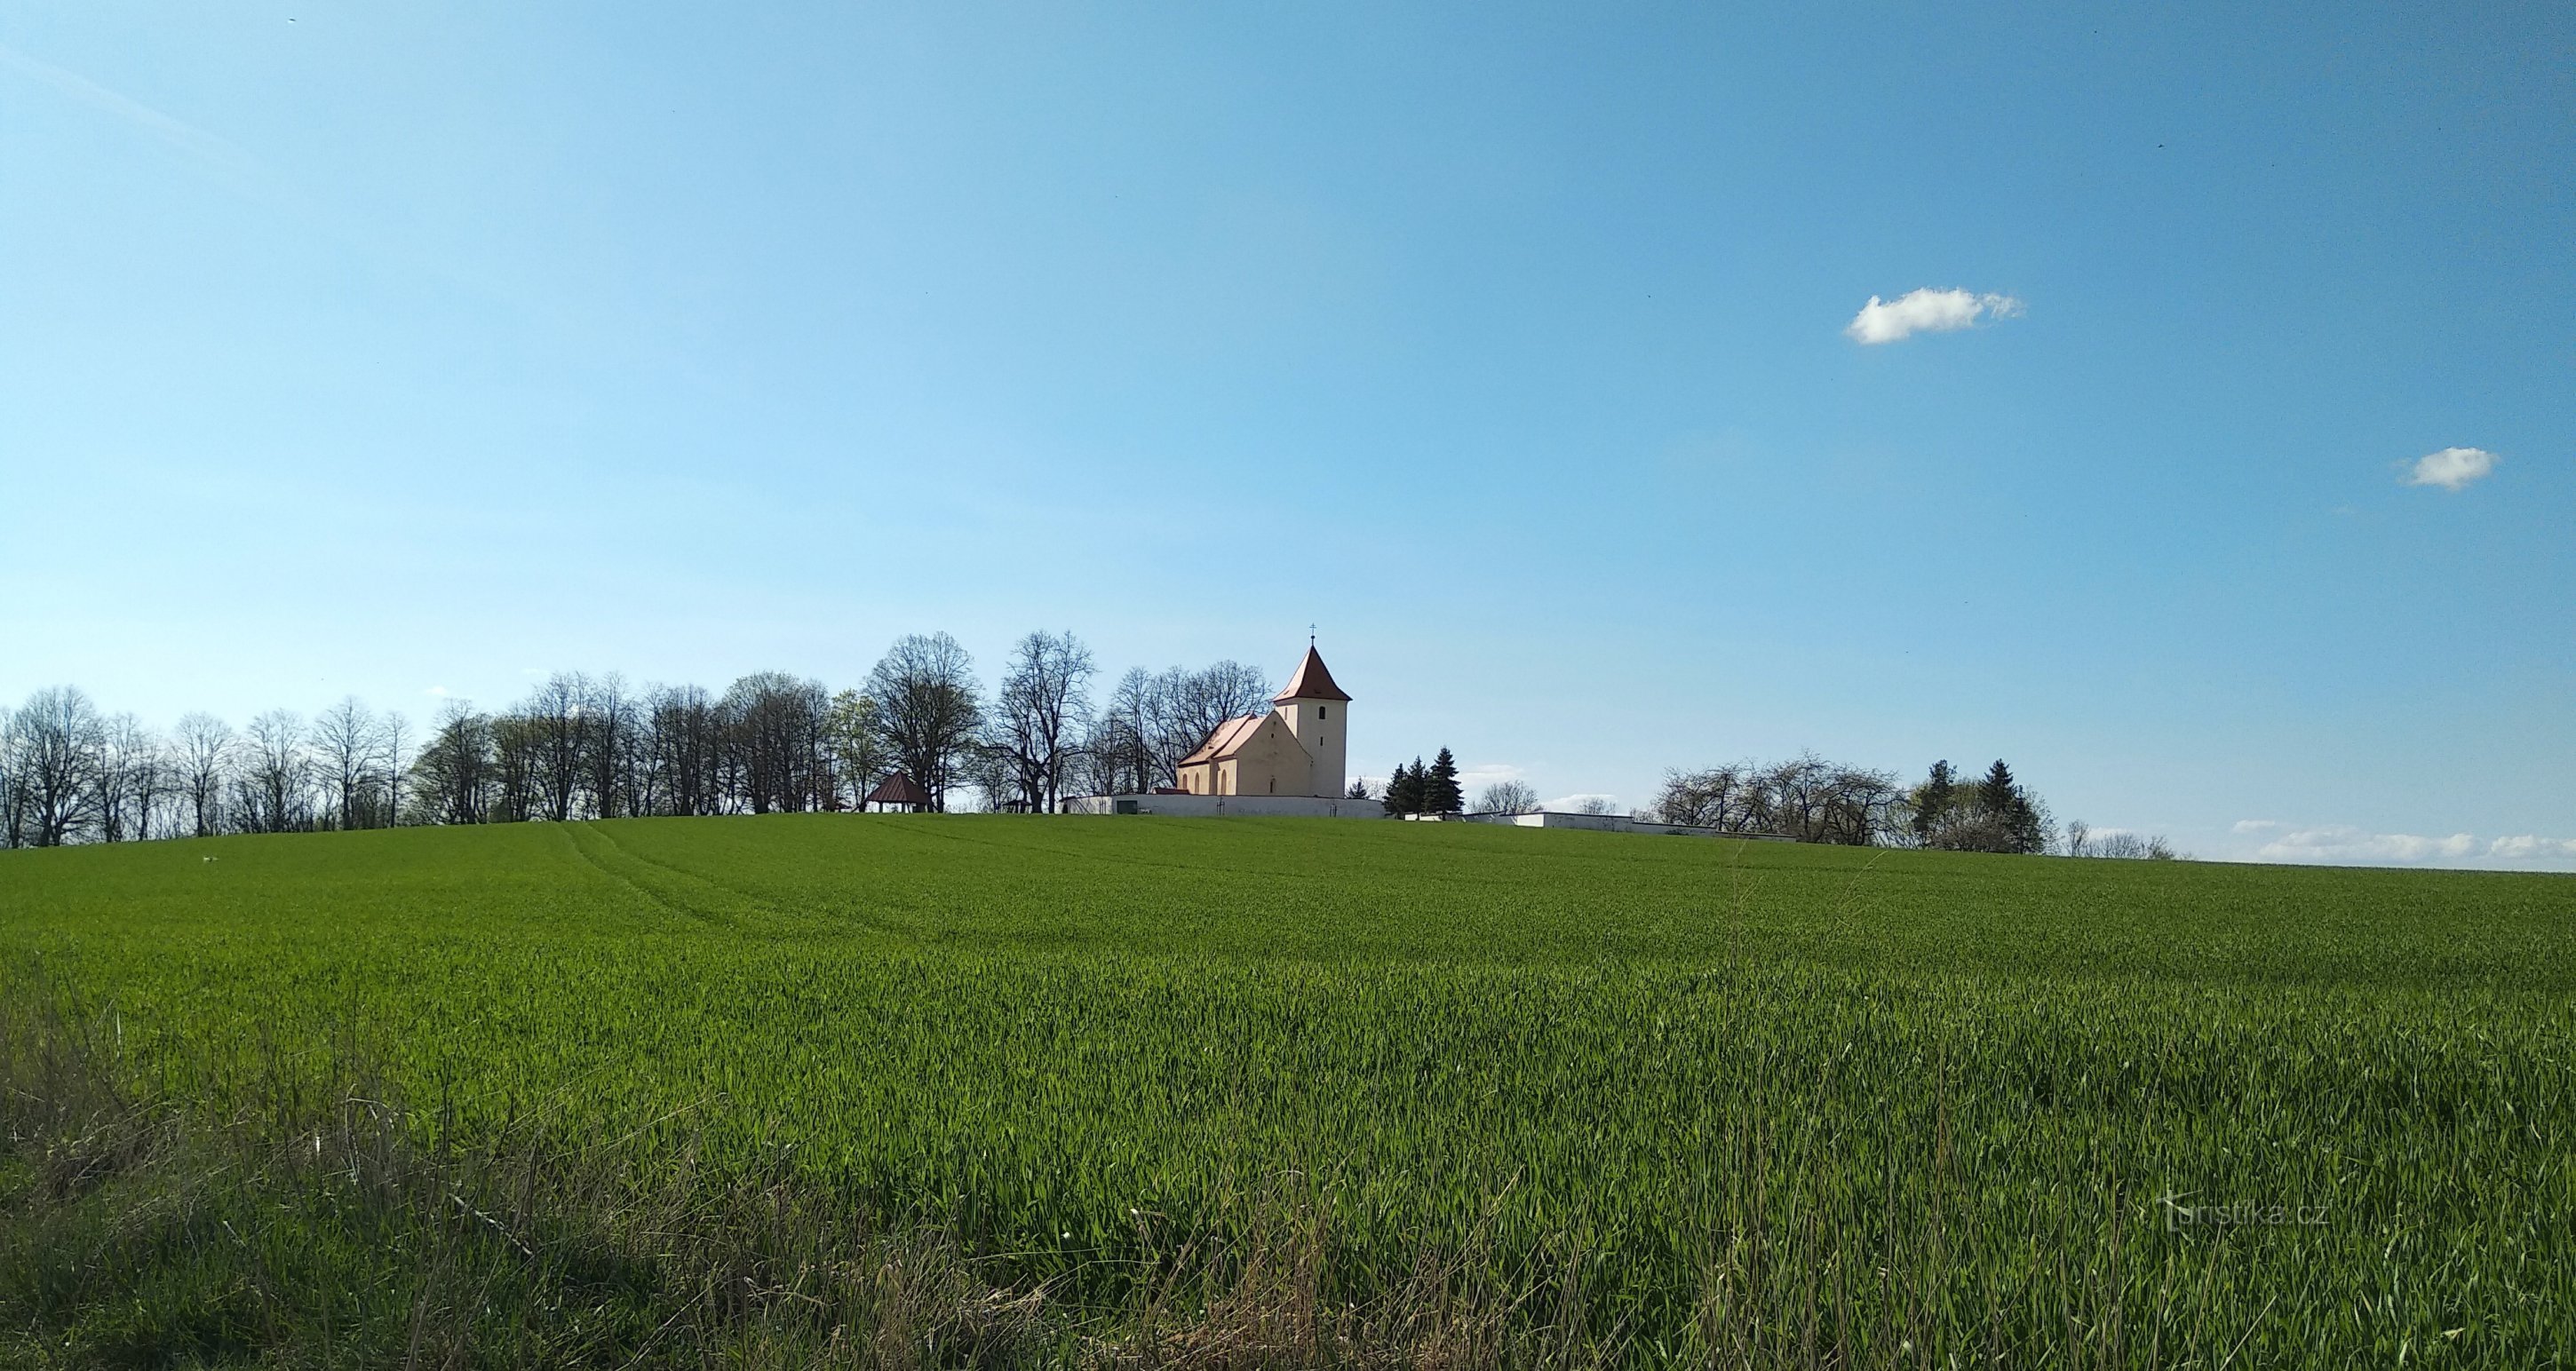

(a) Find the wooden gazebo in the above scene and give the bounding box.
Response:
[862,773,932,813]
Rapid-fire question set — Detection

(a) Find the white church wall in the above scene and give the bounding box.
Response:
[1460,811,1796,840]
[1060,794,1385,820]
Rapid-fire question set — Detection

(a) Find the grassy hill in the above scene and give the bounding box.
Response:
[4,816,2571,1367]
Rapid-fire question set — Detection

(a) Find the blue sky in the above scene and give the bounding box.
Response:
[3,2,2568,866]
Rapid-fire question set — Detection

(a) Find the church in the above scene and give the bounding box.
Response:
[1173,646,1350,798]
[1060,645,1378,818]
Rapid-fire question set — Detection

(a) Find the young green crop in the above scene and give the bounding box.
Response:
[4,815,2571,1365]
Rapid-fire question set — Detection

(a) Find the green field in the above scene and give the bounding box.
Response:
[4,816,2572,1366]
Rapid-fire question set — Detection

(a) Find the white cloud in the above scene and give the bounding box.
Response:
[2258,826,2479,863]
[2246,823,2576,867]
[1845,288,2024,345]
[1457,762,1525,789]
[1543,793,1619,813]
[2404,447,2498,491]
[423,686,454,698]
[2489,836,2576,860]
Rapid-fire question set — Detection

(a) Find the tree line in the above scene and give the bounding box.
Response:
[4,642,2175,857]
[0,631,1289,846]
[1371,748,2082,856]
[1651,754,2171,857]
[1648,755,2049,851]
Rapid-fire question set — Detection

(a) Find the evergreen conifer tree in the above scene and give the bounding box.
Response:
[1383,757,1427,816]
[1972,759,2047,854]
[1426,748,1464,813]
[1978,760,2016,818]
[2007,793,2047,853]
[1913,759,1956,843]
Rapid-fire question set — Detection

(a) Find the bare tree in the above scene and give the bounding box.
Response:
[960,744,1021,813]
[1475,780,1541,815]
[0,707,27,848]
[723,671,830,814]
[990,630,1095,812]
[824,689,889,810]
[518,673,592,822]
[491,712,543,822]
[1657,764,1758,830]
[92,713,149,842]
[2084,830,2179,860]
[9,687,105,846]
[644,685,724,817]
[580,675,637,820]
[1655,754,1906,844]
[172,713,235,838]
[1077,668,1156,797]
[235,709,312,834]
[408,701,493,826]
[312,697,378,830]
[378,709,413,827]
[1141,661,1273,789]
[138,733,173,839]
[115,717,171,841]
[864,633,983,812]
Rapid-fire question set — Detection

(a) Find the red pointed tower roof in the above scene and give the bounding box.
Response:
[1272,646,1351,703]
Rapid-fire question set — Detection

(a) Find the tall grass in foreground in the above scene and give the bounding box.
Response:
[4,817,2573,1365]
[4,987,1690,1367]
[10,955,2565,1367]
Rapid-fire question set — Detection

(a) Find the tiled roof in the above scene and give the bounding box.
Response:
[1273,646,1351,702]
[1178,712,1269,765]
[863,773,932,804]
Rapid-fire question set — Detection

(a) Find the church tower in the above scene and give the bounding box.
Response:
[1272,645,1351,798]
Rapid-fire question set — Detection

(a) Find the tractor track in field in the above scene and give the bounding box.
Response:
[557,823,749,931]
[575,822,925,944]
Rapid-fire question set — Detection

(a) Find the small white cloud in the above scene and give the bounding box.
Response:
[2404,447,2498,491]
[2251,824,2576,866]
[423,685,453,698]
[1457,762,1526,789]
[2488,836,2576,860]
[2259,826,2479,863]
[1544,792,1618,812]
[1845,288,2024,345]
[2231,819,2284,834]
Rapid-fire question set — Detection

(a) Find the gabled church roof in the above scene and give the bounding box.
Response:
[1273,646,1351,703]
[1178,712,1271,765]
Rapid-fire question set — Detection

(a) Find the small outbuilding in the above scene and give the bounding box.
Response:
[863,773,933,812]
